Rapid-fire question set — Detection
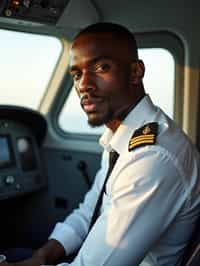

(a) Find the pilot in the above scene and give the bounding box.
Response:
[2,22,200,266]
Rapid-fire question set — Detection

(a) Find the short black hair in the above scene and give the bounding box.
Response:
[74,22,138,59]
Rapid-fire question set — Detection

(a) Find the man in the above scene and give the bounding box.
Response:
[3,23,200,265]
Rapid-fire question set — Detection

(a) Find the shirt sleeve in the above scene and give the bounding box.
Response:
[49,152,109,255]
[63,146,189,266]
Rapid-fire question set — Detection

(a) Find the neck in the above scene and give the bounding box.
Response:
[106,120,121,132]
[106,93,145,133]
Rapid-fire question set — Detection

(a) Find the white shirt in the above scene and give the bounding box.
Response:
[49,95,200,266]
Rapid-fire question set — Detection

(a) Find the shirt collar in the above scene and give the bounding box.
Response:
[99,94,158,154]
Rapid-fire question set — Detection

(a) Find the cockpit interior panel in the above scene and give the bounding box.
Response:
[0,0,70,24]
[0,105,47,200]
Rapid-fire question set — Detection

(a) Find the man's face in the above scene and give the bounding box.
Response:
[69,32,139,128]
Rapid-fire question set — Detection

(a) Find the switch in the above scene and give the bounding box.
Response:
[5,175,15,185]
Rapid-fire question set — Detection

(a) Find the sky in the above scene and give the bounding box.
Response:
[0,29,62,108]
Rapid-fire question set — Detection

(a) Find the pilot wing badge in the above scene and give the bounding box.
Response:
[128,122,158,151]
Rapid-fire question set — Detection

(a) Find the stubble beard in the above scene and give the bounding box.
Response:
[87,107,114,127]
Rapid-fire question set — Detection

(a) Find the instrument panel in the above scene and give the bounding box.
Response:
[0,106,47,200]
[0,0,69,24]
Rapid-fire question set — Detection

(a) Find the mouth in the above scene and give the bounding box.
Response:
[81,95,104,113]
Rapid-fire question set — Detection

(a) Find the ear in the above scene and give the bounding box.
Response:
[130,60,145,85]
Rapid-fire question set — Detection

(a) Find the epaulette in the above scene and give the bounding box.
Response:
[128,122,158,151]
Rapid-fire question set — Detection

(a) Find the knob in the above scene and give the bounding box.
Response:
[5,175,15,185]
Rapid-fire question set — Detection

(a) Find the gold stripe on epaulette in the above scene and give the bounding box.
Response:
[129,140,154,147]
[129,139,154,150]
[130,134,155,142]
[129,135,155,144]
[129,136,155,145]
[130,139,154,146]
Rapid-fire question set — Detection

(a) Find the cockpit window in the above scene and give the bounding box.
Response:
[0,29,62,110]
[58,48,175,135]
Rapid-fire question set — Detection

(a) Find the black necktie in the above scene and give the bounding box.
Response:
[89,150,119,231]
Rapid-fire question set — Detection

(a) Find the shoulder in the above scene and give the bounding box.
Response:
[127,121,200,187]
[128,122,158,152]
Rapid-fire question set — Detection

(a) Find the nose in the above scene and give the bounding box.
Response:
[77,71,96,94]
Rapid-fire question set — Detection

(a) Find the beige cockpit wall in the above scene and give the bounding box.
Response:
[0,0,199,145]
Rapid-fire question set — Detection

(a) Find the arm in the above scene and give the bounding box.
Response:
[48,154,108,256]
[32,239,66,264]
[67,147,190,265]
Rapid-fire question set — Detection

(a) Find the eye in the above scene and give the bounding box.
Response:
[96,63,111,72]
[71,71,81,81]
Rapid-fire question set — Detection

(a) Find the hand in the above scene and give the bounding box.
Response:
[14,255,45,266]
[0,262,10,266]
[0,255,45,266]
